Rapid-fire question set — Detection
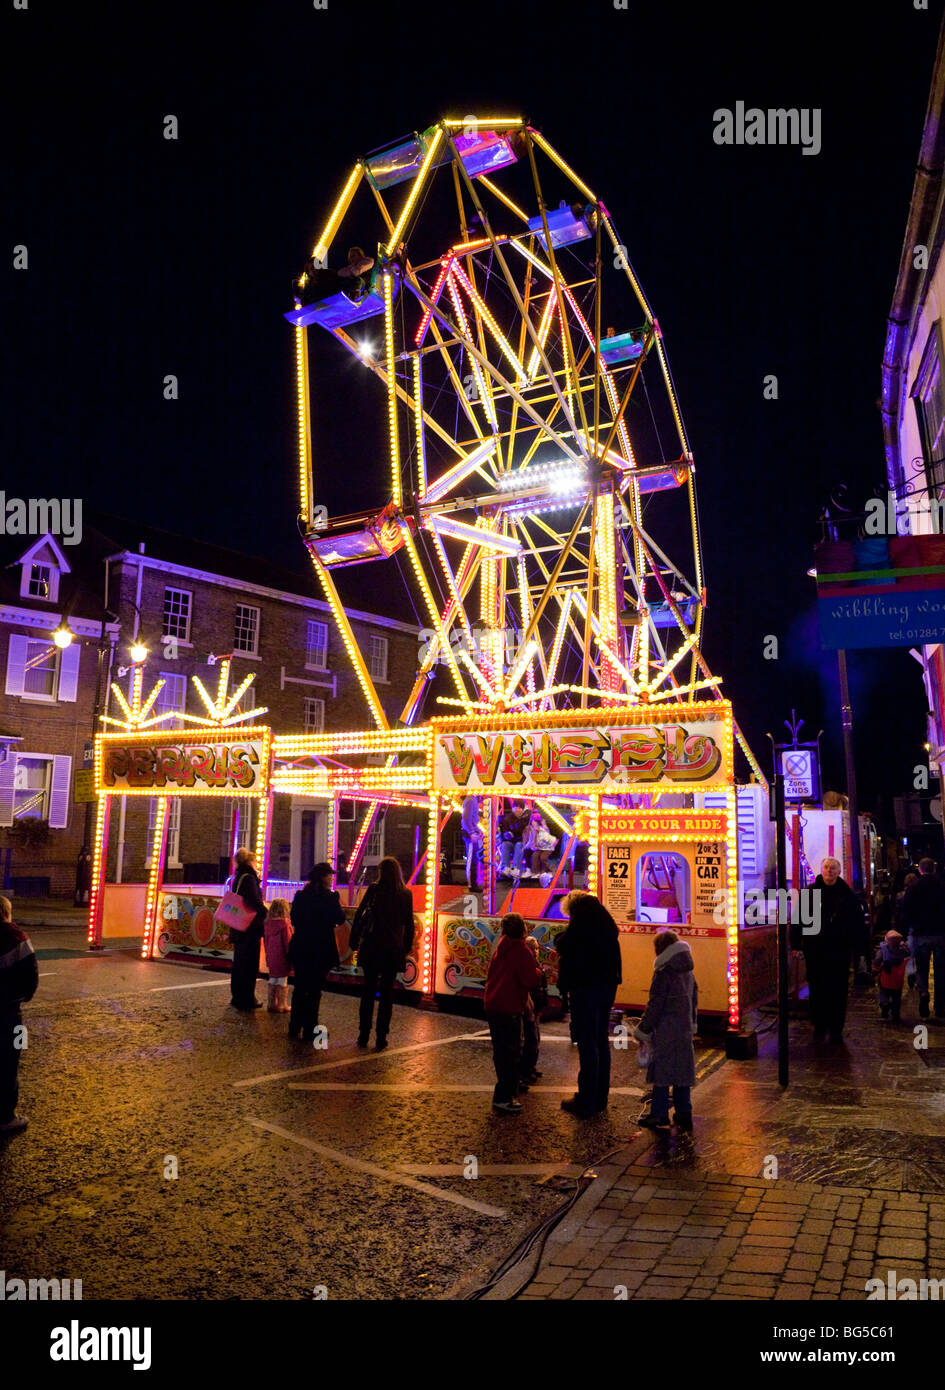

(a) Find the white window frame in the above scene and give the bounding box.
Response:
[19,638,59,703]
[306,619,329,671]
[304,696,325,732]
[0,750,72,828]
[221,797,254,858]
[368,634,389,683]
[233,603,260,657]
[148,798,182,869]
[163,587,193,643]
[20,561,60,604]
[154,671,187,719]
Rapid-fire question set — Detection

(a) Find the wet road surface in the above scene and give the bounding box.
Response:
[0,929,724,1300]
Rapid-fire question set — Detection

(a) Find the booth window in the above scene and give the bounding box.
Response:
[306,619,329,670]
[636,851,690,925]
[163,588,192,642]
[221,798,253,858]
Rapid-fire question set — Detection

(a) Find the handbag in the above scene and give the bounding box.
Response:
[349,886,376,954]
[214,875,256,934]
[635,1036,653,1069]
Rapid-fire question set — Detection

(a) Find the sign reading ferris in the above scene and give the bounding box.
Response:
[433,709,732,793]
[97,736,270,796]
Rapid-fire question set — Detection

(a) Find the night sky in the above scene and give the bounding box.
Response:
[8,0,944,824]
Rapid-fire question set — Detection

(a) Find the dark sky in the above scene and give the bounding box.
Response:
[7,0,943,821]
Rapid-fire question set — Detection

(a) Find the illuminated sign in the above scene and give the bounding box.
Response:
[598,810,729,838]
[433,715,731,794]
[96,730,271,796]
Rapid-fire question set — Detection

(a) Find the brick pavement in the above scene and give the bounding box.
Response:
[518,988,945,1301]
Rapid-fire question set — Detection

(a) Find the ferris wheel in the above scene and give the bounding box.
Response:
[287,116,754,770]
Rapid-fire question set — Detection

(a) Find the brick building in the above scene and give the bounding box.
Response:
[0,514,422,898]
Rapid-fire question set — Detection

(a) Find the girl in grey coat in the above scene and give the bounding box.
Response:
[633,931,698,1131]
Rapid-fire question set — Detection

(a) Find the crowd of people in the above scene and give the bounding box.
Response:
[2,843,942,1140]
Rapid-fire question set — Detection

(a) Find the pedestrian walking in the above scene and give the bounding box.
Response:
[0,895,38,1138]
[632,929,698,1131]
[791,856,860,1043]
[873,929,909,1023]
[555,890,622,1117]
[351,856,415,1050]
[229,848,267,1012]
[288,864,345,1042]
[264,898,293,1013]
[897,857,945,1020]
[484,913,543,1114]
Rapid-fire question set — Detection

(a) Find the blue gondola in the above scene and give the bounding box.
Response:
[650,596,699,629]
[527,203,593,251]
[284,270,398,331]
[600,331,645,366]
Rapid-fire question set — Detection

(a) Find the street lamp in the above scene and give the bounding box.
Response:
[53,623,74,648]
[129,642,148,664]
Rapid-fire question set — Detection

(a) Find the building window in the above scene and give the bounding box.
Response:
[304,696,325,732]
[28,564,53,599]
[148,799,181,868]
[236,685,257,717]
[22,640,58,699]
[12,755,51,820]
[163,588,192,642]
[154,673,187,720]
[234,604,260,656]
[912,325,945,507]
[0,751,72,827]
[5,635,79,703]
[368,634,388,682]
[365,816,384,861]
[221,798,253,858]
[306,619,328,670]
[338,799,355,821]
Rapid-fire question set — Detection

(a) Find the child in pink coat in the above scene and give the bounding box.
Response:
[264,899,293,1013]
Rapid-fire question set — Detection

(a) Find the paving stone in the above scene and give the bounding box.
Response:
[612,1242,670,1261]
[787,1252,823,1272]
[729,1253,788,1274]
[800,1219,835,1235]
[876,1237,926,1260]
[819,1261,848,1281]
[666,1238,717,1259]
[879,1209,927,1229]
[677,1225,724,1238]
[775,1284,812,1299]
[794,1234,828,1254]
[747,1219,802,1237]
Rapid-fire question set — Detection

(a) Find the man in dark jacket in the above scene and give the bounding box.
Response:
[791,857,859,1043]
[289,863,345,1042]
[0,895,39,1137]
[555,892,622,1116]
[230,849,267,1011]
[898,857,945,1019]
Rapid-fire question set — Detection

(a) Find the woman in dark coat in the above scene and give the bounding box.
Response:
[633,930,698,1130]
[288,863,345,1042]
[555,891,622,1117]
[791,856,860,1043]
[352,856,415,1050]
[229,848,267,1011]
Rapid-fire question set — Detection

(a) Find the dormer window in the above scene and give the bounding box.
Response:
[28,564,53,599]
[16,535,69,606]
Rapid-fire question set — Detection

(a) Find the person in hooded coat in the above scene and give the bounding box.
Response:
[555,891,622,1117]
[791,856,859,1043]
[288,863,345,1042]
[633,929,698,1131]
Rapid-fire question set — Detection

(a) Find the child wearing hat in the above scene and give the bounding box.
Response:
[873,930,909,1023]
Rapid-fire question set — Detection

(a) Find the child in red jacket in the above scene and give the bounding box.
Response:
[484,913,543,1114]
[873,929,909,1023]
